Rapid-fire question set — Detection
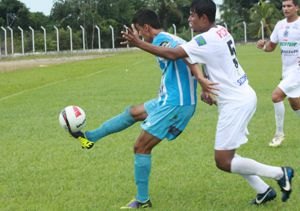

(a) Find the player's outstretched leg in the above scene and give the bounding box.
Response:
[85,106,136,142]
[69,130,94,149]
[277,166,294,202]
[250,187,277,205]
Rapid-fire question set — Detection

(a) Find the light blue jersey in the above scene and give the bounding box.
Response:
[152,32,197,106]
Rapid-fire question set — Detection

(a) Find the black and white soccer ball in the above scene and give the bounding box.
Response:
[59,105,86,133]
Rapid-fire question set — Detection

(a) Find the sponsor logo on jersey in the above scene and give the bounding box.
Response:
[279,41,297,47]
[281,49,298,54]
[195,36,207,46]
[237,73,248,86]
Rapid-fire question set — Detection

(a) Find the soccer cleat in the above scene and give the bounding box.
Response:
[250,187,276,205]
[78,136,94,149]
[269,133,285,147]
[120,199,152,209]
[277,167,294,202]
[69,131,94,149]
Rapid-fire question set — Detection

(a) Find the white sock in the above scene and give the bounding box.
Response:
[274,102,285,135]
[294,109,300,117]
[231,155,283,180]
[241,174,269,194]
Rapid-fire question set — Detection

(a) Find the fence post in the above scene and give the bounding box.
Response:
[260,20,264,40]
[243,21,247,43]
[80,25,85,51]
[123,25,129,48]
[109,25,115,49]
[7,26,14,55]
[224,22,228,30]
[95,25,101,50]
[17,26,24,55]
[54,26,60,52]
[190,28,194,39]
[67,25,73,52]
[29,26,35,53]
[172,23,176,36]
[41,26,47,53]
[1,26,8,56]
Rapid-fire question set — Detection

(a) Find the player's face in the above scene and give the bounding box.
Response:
[282,0,299,20]
[188,11,208,33]
[134,24,152,43]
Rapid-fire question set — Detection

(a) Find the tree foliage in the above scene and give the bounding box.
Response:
[248,0,282,39]
[0,0,285,52]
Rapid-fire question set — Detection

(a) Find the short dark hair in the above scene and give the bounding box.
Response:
[282,0,299,6]
[132,9,161,29]
[190,0,216,23]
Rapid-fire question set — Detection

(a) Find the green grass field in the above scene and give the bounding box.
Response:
[0,45,299,211]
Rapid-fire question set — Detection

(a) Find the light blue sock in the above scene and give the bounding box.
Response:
[85,107,135,142]
[135,154,151,202]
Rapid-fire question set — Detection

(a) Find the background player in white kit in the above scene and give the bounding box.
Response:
[257,0,300,147]
[122,0,295,205]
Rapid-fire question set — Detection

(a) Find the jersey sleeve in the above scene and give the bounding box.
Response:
[180,35,207,64]
[270,22,280,44]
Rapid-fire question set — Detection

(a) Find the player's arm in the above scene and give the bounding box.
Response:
[121,24,187,60]
[186,63,218,106]
[256,39,277,52]
[185,62,218,94]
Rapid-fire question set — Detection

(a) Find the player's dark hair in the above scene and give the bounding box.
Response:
[282,0,299,6]
[132,9,161,29]
[190,0,216,23]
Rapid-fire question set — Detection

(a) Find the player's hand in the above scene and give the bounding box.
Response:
[256,39,265,49]
[121,24,141,46]
[198,78,219,96]
[200,91,217,106]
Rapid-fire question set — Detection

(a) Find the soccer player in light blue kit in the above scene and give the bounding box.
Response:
[69,9,216,209]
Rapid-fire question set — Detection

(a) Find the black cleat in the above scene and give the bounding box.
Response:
[277,167,294,202]
[251,187,276,205]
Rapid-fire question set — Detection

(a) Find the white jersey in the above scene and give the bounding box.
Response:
[181,25,253,105]
[270,17,300,77]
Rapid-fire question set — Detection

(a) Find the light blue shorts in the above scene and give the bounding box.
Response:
[142,99,196,141]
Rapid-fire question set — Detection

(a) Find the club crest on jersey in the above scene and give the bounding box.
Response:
[195,36,207,46]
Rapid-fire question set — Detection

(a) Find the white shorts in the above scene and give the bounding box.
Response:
[214,89,257,150]
[279,70,300,98]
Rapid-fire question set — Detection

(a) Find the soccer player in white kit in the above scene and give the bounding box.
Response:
[257,0,300,147]
[123,0,295,205]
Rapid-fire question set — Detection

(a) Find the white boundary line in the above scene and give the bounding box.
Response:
[0,69,107,102]
[0,57,147,102]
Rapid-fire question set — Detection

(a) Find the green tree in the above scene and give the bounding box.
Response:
[0,0,31,28]
[248,0,282,39]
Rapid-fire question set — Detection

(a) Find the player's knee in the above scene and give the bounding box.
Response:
[272,90,285,103]
[215,158,231,172]
[129,105,147,121]
[288,98,300,110]
[133,144,152,154]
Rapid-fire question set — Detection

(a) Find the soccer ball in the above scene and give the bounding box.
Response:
[59,105,86,132]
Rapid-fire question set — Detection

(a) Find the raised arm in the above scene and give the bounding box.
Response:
[121,24,187,60]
